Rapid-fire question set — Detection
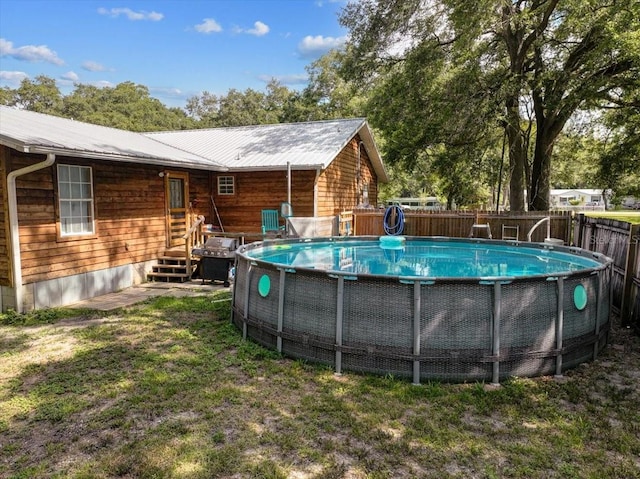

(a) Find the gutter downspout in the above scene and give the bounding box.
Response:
[313,167,321,217]
[7,153,56,313]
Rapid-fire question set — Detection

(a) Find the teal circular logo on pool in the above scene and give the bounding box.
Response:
[573,284,588,311]
[258,274,271,297]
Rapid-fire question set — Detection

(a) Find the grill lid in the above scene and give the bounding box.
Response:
[191,236,238,257]
[204,237,237,250]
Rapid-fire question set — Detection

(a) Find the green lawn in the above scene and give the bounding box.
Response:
[584,211,640,224]
[1,293,639,478]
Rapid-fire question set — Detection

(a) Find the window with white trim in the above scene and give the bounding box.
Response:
[58,164,95,236]
[217,176,235,195]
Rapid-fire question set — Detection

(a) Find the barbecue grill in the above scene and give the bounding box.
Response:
[191,237,238,286]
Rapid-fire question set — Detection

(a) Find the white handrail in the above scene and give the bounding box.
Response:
[527,216,550,242]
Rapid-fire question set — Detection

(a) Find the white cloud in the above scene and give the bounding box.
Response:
[82,61,107,72]
[61,71,79,82]
[150,86,184,97]
[297,35,347,58]
[0,38,64,65]
[91,80,115,88]
[244,21,270,36]
[97,7,163,21]
[0,70,29,85]
[314,0,347,5]
[194,18,223,34]
[258,73,308,86]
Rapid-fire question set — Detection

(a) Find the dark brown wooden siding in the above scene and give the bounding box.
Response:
[8,150,211,285]
[211,170,316,233]
[317,136,378,217]
[4,132,381,285]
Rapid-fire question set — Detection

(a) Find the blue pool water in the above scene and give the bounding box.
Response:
[245,237,601,278]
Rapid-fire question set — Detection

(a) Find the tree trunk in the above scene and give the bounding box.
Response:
[506,102,527,212]
[529,128,555,211]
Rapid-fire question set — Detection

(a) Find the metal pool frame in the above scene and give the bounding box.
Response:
[231,236,613,384]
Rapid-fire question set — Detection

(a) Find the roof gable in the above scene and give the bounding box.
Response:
[146,118,389,181]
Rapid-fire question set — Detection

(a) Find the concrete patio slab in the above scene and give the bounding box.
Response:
[69,281,232,311]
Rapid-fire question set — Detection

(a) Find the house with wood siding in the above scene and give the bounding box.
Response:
[0,106,387,312]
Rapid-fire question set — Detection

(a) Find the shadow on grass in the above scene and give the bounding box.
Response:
[1,293,639,478]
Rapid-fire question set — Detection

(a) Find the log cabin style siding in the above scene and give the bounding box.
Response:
[317,135,378,217]
[211,170,316,233]
[208,136,379,234]
[5,150,211,286]
[1,110,386,311]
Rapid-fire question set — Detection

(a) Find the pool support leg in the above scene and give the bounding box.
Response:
[412,281,421,385]
[555,277,564,378]
[335,276,344,375]
[241,264,253,340]
[491,282,502,386]
[276,269,286,353]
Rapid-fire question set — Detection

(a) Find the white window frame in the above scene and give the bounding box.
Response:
[57,164,95,237]
[217,176,235,195]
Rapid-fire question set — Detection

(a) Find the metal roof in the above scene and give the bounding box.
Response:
[0,107,388,182]
[147,118,389,181]
[0,106,226,171]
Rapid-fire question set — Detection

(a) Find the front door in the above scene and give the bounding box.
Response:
[165,171,189,247]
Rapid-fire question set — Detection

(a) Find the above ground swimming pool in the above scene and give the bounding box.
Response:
[231,236,612,384]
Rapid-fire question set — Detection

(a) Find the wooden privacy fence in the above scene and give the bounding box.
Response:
[353,209,573,244]
[574,215,640,328]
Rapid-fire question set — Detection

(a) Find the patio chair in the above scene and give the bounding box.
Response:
[261,209,285,237]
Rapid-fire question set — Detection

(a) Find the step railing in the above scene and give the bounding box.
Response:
[182,214,206,278]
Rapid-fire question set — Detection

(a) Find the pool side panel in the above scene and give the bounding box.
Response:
[232,237,613,383]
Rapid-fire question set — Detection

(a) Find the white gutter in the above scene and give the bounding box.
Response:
[313,167,321,217]
[7,153,56,312]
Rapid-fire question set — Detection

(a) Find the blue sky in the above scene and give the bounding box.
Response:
[0,0,349,107]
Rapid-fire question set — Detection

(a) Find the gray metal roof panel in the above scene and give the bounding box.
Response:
[0,106,225,170]
[147,118,378,168]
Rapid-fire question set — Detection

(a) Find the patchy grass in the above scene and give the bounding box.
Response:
[1,291,639,478]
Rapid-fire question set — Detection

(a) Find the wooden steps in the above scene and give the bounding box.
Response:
[147,255,198,283]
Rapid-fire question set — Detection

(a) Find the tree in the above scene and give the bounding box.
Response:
[596,86,640,199]
[339,0,640,211]
[61,81,194,131]
[185,80,299,127]
[1,76,194,131]
[5,75,63,113]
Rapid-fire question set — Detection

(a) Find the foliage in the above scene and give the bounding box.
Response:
[551,130,601,189]
[0,77,195,131]
[184,79,296,127]
[61,82,195,131]
[2,75,63,113]
[339,0,640,211]
[596,88,640,198]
